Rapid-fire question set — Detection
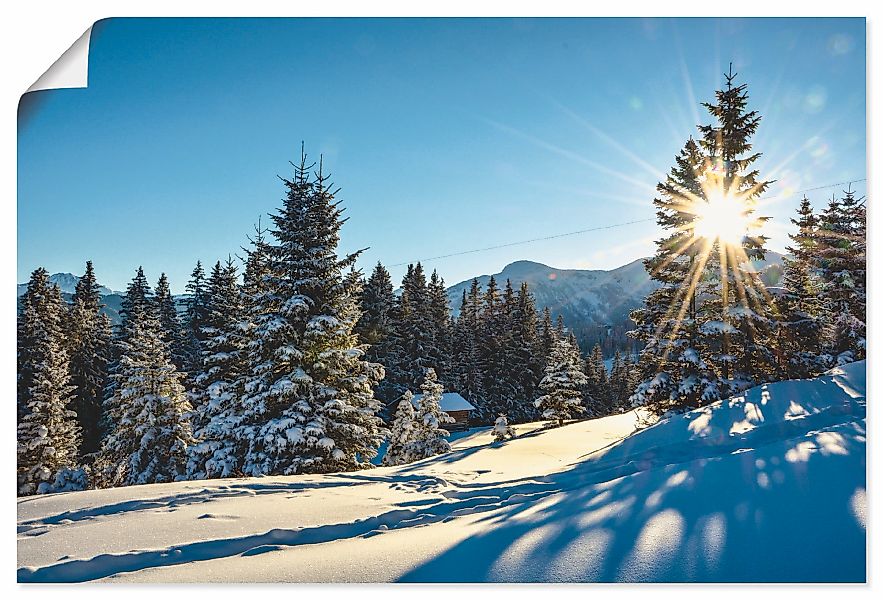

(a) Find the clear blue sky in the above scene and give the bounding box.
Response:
[18,17,866,293]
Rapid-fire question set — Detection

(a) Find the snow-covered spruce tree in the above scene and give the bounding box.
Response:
[356,262,403,404]
[17,269,81,495]
[697,66,775,391]
[426,269,452,384]
[450,279,483,409]
[510,281,543,421]
[187,225,271,479]
[583,344,610,417]
[537,306,556,371]
[476,275,517,423]
[240,150,385,476]
[816,188,866,363]
[187,257,249,478]
[404,368,454,461]
[534,335,588,427]
[99,310,194,487]
[382,391,418,466]
[118,266,153,343]
[65,261,113,458]
[777,196,829,378]
[492,414,516,443]
[103,266,154,438]
[398,263,435,390]
[629,138,721,414]
[181,261,211,382]
[154,273,188,373]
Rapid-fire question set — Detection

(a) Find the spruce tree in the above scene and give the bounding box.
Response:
[187,257,249,478]
[583,344,610,417]
[697,65,774,391]
[510,282,543,421]
[777,197,828,378]
[451,280,483,407]
[99,312,194,487]
[182,261,210,381]
[66,261,112,458]
[382,391,418,466]
[118,266,153,342]
[154,273,187,372]
[240,150,385,475]
[17,269,81,495]
[403,369,454,461]
[534,335,587,427]
[631,67,773,414]
[426,269,452,383]
[816,188,866,363]
[188,226,271,479]
[492,414,516,443]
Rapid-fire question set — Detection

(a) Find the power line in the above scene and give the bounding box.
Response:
[386,177,867,268]
[388,219,653,267]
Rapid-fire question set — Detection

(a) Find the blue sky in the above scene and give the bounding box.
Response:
[18,17,866,293]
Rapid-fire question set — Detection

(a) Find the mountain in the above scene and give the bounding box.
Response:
[15,273,185,325]
[16,273,117,298]
[446,251,785,354]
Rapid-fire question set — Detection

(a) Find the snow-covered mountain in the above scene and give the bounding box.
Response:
[16,272,117,298]
[17,361,866,582]
[446,251,783,350]
[447,257,657,349]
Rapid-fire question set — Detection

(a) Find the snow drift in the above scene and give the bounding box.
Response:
[17,362,866,583]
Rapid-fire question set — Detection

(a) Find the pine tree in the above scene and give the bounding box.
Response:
[240,149,385,475]
[492,414,516,443]
[583,344,610,417]
[356,262,396,349]
[697,65,775,391]
[65,261,112,458]
[98,312,194,487]
[118,266,153,342]
[398,262,434,389]
[476,275,513,422]
[17,269,81,495]
[630,67,773,414]
[777,196,829,378]
[188,226,271,479]
[382,391,418,466]
[426,269,452,383]
[510,282,543,421]
[816,188,866,363]
[538,306,556,369]
[451,280,483,407]
[154,273,187,372]
[534,335,588,427]
[182,261,211,381]
[403,368,454,461]
[187,257,249,478]
[629,138,721,414]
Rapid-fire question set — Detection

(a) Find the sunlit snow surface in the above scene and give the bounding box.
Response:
[17,362,866,583]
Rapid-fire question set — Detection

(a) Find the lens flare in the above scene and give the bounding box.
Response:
[692,190,752,246]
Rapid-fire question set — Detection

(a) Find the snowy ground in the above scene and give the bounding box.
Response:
[17,362,866,583]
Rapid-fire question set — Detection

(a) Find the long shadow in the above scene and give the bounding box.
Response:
[19,367,867,583]
[397,375,867,583]
[19,479,364,529]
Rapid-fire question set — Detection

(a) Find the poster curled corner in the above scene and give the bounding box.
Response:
[26,26,93,93]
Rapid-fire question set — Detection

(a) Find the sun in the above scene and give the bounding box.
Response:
[692,189,752,245]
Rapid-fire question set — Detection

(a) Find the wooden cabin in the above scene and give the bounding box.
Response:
[411,392,476,431]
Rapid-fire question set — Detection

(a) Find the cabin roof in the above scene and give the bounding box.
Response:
[411,392,476,412]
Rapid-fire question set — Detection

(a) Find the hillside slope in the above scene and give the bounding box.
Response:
[17,361,864,583]
[445,252,784,351]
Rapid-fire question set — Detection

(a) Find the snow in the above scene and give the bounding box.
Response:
[411,392,475,412]
[17,362,865,583]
